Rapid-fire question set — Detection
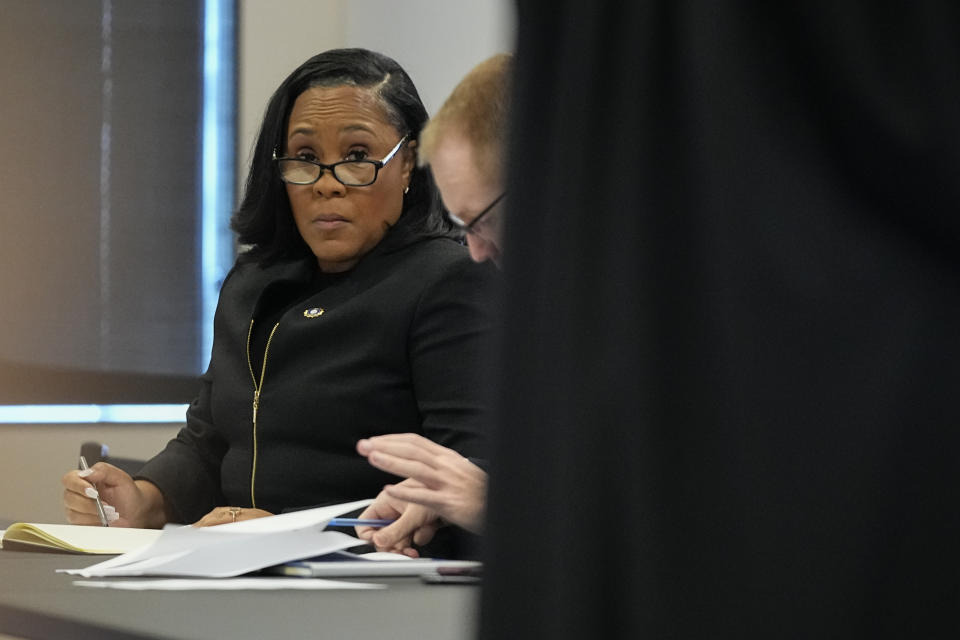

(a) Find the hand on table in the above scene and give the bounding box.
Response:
[192,506,273,527]
[354,483,441,558]
[356,433,487,534]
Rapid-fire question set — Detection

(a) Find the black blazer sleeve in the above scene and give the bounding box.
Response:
[136,371,227,523]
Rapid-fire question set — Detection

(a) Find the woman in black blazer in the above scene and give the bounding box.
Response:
[62,49,496,534]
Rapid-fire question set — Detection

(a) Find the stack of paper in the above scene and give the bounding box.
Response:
[60,499,373,578]
[273,551,481,578]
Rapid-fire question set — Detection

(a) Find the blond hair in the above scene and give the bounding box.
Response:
[419,53,512,182]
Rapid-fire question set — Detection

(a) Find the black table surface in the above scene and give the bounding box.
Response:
[0,546,479,640]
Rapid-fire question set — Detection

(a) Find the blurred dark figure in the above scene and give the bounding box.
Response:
[482,2,959,637]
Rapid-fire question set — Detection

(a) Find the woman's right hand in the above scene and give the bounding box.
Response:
[61,463,167,528]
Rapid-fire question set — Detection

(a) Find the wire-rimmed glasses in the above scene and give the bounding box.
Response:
[446,192,506,238]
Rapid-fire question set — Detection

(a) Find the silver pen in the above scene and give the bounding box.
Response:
[79,455,110,527]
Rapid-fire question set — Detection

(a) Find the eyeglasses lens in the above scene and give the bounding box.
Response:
[335,162,375,186]
[278,160,317,184]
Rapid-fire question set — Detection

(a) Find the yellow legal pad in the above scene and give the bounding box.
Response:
[0,523,161,554]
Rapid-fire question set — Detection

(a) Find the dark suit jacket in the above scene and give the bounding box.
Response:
[483,2,960,638]
[139,225,497,523]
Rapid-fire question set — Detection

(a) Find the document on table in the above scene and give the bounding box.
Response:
[73,577,384,591]
[59,499,374,578]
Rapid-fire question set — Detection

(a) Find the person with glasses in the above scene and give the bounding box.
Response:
[61,49,496,557]
[354,54,511,556]
[426,54,510,269]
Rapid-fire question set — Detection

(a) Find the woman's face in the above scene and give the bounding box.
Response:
[284,85,415,272]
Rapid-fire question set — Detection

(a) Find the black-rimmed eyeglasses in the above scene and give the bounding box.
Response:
[273,136,407,187]
[446,192,507,237]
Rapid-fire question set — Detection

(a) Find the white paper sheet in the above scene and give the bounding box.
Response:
[59,499,374,578]
[72,577,384,590]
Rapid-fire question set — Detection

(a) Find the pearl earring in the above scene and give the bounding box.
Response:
[404,186,410,194]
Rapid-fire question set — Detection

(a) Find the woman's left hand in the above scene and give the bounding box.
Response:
[193,506,273,527]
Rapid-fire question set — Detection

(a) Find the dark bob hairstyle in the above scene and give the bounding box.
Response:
[232,48,449,265]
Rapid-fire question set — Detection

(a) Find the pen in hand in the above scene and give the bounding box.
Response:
[78,455,110,527]
[326,518,395,528]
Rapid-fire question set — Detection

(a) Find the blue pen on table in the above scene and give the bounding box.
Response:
[326,518,395,528]
[78,455,110,527]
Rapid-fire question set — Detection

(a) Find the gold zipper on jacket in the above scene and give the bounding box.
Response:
[245,319,280,509]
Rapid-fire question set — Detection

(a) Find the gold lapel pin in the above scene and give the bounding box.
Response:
[303,307,325,318]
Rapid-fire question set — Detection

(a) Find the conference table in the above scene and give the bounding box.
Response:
[0,531,479,640]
